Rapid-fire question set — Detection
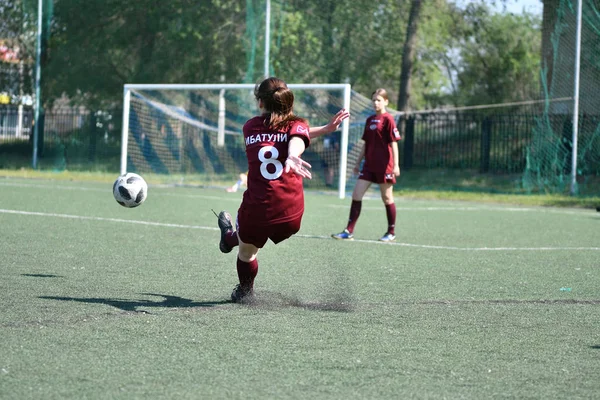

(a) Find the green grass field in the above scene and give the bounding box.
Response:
[1,175,599,399]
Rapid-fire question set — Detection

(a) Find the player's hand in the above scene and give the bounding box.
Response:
[285,155,312,179]
[393,165,400,177]
[325,108,350,133]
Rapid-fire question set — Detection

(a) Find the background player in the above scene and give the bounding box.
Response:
[331,88,401,242]
[226,171,248,193]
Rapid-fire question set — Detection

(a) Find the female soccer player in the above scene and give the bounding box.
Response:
[215,77,349,303]
[331,88,401,242]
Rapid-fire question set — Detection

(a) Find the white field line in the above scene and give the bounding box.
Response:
[1,208,599,251]
[0,181,108,191]
[299,234,600,251]
[1,181,595,215]
[0,208,218,231]
[327,204,595,216]
[0,181,240,202]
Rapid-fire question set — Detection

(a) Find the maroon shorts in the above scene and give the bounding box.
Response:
[358,169,396,184]
[236,212,303,248]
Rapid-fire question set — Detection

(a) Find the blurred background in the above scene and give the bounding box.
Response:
[0,0,598,196]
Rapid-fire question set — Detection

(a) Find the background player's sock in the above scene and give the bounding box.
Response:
[346,200,362,233]
[385,203,396,235]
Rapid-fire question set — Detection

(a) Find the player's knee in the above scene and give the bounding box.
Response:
[238,248,258,262]
[352,187,368,200]
[381,193,394,204]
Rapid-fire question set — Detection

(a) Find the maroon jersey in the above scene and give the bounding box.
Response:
[239,115,311,225]
[361,112,401,173]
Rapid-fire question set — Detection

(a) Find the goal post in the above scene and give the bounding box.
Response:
[121,83,352,198]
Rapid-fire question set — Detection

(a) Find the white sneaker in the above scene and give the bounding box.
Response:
[379,233,396,242]
[331,229,354,240]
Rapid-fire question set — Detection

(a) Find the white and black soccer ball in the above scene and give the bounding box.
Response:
[113,173,148,208]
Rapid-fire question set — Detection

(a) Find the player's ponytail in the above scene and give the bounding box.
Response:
[255,77,306,130]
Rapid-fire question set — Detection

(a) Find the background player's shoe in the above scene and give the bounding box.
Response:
[215,210,233,253]
[231,284,254,303]
[331,229,354,240]
[379,232,396,242]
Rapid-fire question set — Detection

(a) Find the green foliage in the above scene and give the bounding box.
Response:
[45,0,247,107]
[412,0,460,108]
[455,3,542,106]
[413,1,543,108]
[3,0,543,112]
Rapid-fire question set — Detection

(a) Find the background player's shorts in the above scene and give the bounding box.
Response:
[358,169,396,184]
[236,212,303,248]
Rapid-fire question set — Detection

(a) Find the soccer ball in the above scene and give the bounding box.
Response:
[113,173,148,208]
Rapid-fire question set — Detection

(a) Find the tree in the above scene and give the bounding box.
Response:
[34,0,542,113]
[0,0,37,100]
[397,0,423,116]
[454,3,542,106]
[44,0,248,108]
[273,0,409,97]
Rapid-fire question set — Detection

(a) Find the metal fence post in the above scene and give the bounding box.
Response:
[480,117,491,173]
[88,112,97,162]
[403,116,414,170]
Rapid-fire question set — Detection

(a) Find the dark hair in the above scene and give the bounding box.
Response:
[371,88,389,101]
[254,77,306,130]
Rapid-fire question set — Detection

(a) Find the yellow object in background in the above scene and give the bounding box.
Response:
[0,92,10,104]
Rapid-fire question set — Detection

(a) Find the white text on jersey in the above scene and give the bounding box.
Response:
[245,133,288,146]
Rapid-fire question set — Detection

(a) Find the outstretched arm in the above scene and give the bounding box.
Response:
[285,136,312,179]
[309,108,350,139]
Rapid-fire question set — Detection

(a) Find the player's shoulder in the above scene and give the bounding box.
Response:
[289,119,310,136]
[244,116,265,130]
[382,112,399,128]
[382,112,397,121]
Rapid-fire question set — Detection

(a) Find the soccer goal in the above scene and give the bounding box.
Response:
[120,83,360,198]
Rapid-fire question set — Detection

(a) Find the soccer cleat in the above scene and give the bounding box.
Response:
[231,284,255,304]
[214,210,234,253]
[331,229,354,240]
[379,232,396,242]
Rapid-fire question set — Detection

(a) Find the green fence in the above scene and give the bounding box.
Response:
[1,106,599,194]
[0,106,121,172]
[401,112,600,177]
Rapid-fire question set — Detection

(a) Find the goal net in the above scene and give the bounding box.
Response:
[121,83,377,198]
[522,0,600,194]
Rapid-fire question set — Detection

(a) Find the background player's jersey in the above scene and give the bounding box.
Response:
[361,112,401,173]
[240,116,311,225]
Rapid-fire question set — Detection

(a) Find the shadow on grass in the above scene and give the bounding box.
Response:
[22,273,63,278]
[39,293,229,313]
[40,292,355,313]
